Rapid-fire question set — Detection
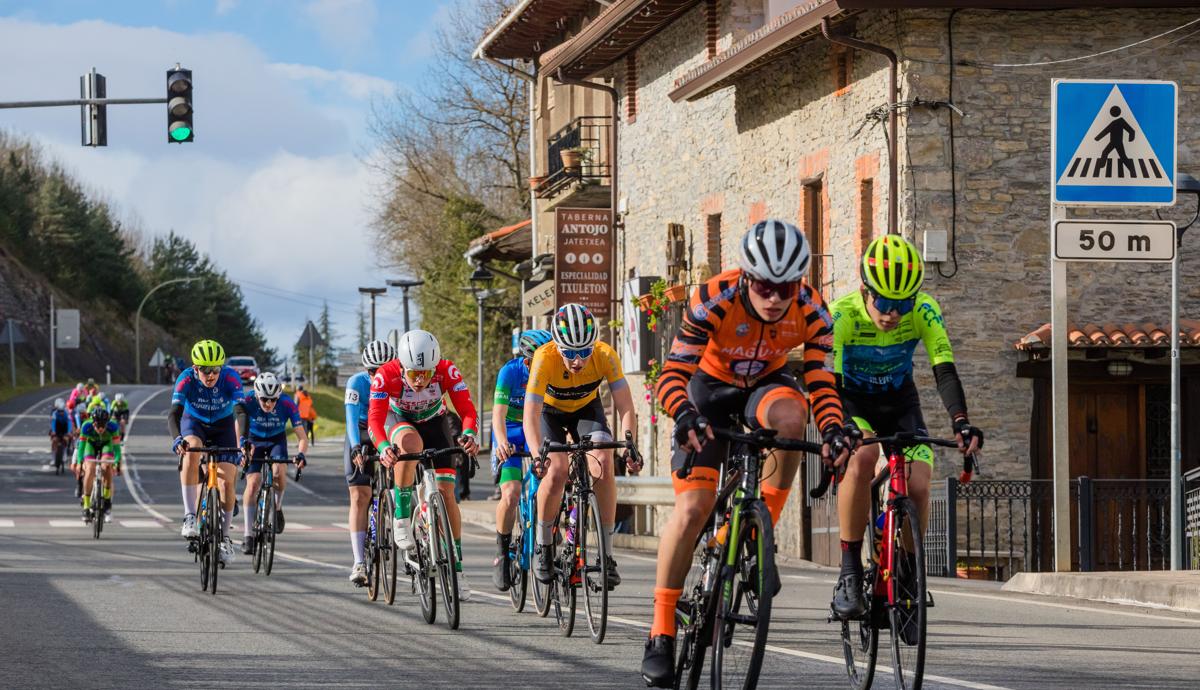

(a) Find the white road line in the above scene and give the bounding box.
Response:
[119,520,165,529]
[286,522,312,530]
[929,587,1199,624]
[120,388,173,523]
[331,522,350,530]
[0,390,66,439]
[0,519,14,527]
[48,519,84,528]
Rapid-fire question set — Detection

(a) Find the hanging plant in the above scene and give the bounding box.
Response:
[642,357,664,424]
[637,278,671,333]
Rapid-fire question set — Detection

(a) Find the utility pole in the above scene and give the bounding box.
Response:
[49,293,55,383]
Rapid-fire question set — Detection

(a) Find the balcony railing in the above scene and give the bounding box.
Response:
[536,115,612,199]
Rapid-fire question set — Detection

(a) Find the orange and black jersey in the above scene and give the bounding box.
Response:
[656,268,843,432]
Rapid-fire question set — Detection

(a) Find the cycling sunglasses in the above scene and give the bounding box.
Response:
[404,368,434,381]
[258,396,279,404]
[195,365,221,376]
[870,292,916,315]
[746,277,800,301]
[560,346,594,362]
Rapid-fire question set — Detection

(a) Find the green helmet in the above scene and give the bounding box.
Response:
[861,235,924,300]
[190,339,226,367]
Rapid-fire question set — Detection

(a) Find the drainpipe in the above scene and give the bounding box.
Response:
[821,18,898,235]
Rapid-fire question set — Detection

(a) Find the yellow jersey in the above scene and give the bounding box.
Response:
[526,340,625,413]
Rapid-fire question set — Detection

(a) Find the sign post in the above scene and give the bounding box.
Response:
[1050,78,1179,570]
[554,208,613,319]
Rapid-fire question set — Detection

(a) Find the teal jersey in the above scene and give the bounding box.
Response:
[493,357,528,424]
[830,291,955,393]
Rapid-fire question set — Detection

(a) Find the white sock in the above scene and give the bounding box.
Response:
[536,520,554,546]
[223,510,233,534]
[351,531,366,564]
[275,487,285,510]
[243,502,255,537]
[603,523,615,558]
[182,484,200,517]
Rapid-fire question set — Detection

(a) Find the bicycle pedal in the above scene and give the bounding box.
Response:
[926,591,936,608]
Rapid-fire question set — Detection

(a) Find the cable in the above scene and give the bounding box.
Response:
[965,15,1200,68]
[237,284,358,315]
[236,279,359,308]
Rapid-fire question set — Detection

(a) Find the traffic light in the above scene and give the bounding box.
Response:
[166,67,193,143]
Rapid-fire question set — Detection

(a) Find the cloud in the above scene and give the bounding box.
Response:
[303,0,377,59]
[214,0,238,16]
[0,17,387,353]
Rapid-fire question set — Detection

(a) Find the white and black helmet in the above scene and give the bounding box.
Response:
[738,219,811,284]
[253,372,282,400]
[361,339,396,368]
[551,303,598,350]
[397,329,441,370]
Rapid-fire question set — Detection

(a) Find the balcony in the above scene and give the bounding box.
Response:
[535,115,612,207]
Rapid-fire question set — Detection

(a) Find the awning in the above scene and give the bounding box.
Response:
[479,0,595,61]
[540,0,701,80]
[466,219,532,263]
[1015,322,1200,351]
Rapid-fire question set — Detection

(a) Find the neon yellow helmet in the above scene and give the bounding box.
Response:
[190,339,226,367]
[861,235,924,300]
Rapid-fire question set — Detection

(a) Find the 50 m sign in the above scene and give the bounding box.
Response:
[1053,219,1175,262]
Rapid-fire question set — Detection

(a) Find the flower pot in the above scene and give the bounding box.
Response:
[560,149,582,172]
[664,285,688,303]
[637,293,655,311]
[956,566,989,580]
[529,175,547,191]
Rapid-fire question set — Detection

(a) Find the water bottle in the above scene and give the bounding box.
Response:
[872,511,885,561]
[566,505,577,544]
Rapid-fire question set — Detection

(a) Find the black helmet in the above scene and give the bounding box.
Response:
[92,408,111,427]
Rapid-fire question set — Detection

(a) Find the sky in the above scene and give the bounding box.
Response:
[0,0,456,358]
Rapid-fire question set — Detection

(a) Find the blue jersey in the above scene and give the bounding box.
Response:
[493,357,529,425]
[244,394,302,439]
[344,371,371,446]
[171,366,246,423]
[50,409,73,435]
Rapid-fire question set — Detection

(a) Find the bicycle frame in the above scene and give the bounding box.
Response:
[874,444,909,603]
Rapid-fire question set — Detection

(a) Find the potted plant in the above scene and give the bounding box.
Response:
[560,146,591,173]
[642,358,664,424]
[637,278,671,333]
[664,284,688,303]
[529,174,547,191]
[955,560,990,580]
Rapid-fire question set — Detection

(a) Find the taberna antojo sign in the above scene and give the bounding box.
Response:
[555,207,613,319]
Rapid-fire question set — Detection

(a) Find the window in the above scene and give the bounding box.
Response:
[706,0,719,60]
[803,180,825,290]
[706,213,722,274]
[832,46,853,95]
[859,178,875,252]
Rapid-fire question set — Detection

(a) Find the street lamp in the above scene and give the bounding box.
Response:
[136,277,198,384]
[469,264,495,284]
[386,278,424,331]
[462,286,506,402]
[358,286,387,340]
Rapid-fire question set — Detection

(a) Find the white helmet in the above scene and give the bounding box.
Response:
[738,219,811,284]
[113,393,125,402]
[54,398,65,410]
[254,372,282,399]
[362,339,396,368]
[397,330,441,370]
[551,303,598,350]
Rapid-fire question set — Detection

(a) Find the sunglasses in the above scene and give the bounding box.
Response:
[560,346,594,362]
[747,277,800,301]
[258,396,279,404]
[404,369,434,381]
[196,366,221,376]
[870,292,916,315]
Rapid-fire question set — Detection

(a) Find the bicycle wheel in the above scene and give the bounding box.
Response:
[198,497,211,592]
[54,443,64,475]
[91,476,103,540]
[554,512,576,637]
[887,498,927,690]
[262,492,277,576]
[366,498,381,602]
[580,492,608,644]
[207,487,222,595]
[252,490,266,574]
[381,489,398,605]
[414,512,437,623]
[711,501,775,690]
[509,517,528,612]
[841,518,880,689]
[674,525,721,690]
[429,491,460,630]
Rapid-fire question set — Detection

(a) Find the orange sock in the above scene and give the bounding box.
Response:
[761,484,791,526]
[651,587,683,638]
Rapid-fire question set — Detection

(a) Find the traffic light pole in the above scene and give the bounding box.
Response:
[0,97,167,109]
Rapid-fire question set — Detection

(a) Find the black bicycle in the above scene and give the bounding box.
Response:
[363,446,399,604]
[537,431,641,645]
[187,446,243,595]
[672,425,827,690]
[244,457,302,576]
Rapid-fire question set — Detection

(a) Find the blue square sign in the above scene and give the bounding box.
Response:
[1052,79,1177,206]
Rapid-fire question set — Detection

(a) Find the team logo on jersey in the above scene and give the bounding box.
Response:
[736,323,749,337]
[693,304,709,320]
[370,391,388,400]
[731,360,768,378]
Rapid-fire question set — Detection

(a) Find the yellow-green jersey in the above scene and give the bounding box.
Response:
[830,291,954,394]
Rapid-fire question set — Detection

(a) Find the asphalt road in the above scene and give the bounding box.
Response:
[1,385,1198,688]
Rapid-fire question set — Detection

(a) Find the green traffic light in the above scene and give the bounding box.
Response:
[170,126,192,142]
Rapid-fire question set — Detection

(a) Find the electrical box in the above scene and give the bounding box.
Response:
[923,229,948,263]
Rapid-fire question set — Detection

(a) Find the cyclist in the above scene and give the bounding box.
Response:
[84,377,100,397]
[490,328,552,592]
[48,398,73,472]
[110,393,130,433]
[525,303,638,589]
[240,372,308,555]
[827,235,982,620]
[368,329,480,600]
[345,340,395,585]
[168,339,249,566]
[77,407,122,523]
[641,219,853,686]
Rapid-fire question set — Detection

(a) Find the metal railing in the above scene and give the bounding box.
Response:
[1184,467,1200,569]
[537,116,612,199]
[931,477,1171,581]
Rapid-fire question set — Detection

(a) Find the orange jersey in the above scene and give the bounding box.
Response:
[656,268,843,432]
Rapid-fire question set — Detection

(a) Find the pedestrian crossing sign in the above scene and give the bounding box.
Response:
[1052,79,1176,206]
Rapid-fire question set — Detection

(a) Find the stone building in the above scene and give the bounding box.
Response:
[476,0,1200,566]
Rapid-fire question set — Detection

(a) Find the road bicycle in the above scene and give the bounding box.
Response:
[50,434,68,475]
[84,457,116,540]
[812,431,979,690]
[187,446,243,595]
[362,446,398,604]
[244,456,302,576]
[396,445,469,630]
[504,450,538,613]
[538,431,641,645]
[671,424,826,690]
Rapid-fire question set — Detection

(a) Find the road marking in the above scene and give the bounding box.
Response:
[119,519,164,528]
[929,587,1199,623]
[48,519,84,528]
[0,391,66,439]
[0,519,14,527]
[120,388,173,523]
[287,522,312,530]
[332,522,350,530]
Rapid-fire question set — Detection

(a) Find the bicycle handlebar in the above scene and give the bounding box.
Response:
[678,426,824,481]
[393,446,470,463]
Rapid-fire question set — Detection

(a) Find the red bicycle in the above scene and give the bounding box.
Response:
[812,431,978,690]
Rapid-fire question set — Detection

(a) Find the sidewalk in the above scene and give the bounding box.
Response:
[1003,570,1200,613]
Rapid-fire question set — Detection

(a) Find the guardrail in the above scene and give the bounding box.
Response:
[615,475,674,506]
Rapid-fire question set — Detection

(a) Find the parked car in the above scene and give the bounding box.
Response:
[226,356,259,385]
